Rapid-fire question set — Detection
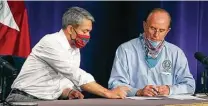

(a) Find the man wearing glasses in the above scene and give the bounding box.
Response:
[108,8,195,97]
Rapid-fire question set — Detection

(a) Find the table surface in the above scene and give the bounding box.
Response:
[1,96,208,106]
[37,97,208,106]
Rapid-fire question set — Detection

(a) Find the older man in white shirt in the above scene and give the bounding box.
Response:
[6,6,129,102]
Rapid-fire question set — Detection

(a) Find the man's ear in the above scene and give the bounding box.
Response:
[166,28,171,34]
[66,25,73,35]
[143,21,147,32]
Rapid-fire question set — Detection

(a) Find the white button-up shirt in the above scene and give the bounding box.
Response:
[11,29,95,100]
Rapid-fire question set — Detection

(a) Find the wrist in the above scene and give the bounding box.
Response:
[103,89,111,98]
[67,89,73,98]
[61,88,72,99]
[136,89,143,96]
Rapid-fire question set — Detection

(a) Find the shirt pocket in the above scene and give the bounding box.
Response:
[159,71,173,85]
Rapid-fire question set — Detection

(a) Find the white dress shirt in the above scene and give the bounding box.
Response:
[11,29,95,100]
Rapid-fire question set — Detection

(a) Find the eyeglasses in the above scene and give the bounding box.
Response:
[146,23,168,34]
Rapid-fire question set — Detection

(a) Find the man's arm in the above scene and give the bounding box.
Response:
[108,46,138,96]
[33,37,95,87]
[81,81,129,99]
[168,50,195,95]
[34,37,128,98]
[59,88,84,100]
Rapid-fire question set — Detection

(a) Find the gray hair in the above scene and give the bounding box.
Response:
[62,6,95,29]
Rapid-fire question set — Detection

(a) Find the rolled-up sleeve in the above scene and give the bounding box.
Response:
[33,36,95,87]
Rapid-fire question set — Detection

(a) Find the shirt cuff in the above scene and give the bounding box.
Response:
[79,73,95,86]
[77,68,95,87]
[168,85,174,95]
[127,87,138,97]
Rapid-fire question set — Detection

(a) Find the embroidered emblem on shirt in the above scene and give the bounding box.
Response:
[162,60,172,71]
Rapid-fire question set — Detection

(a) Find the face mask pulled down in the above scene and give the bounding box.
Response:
[144,36,164,58]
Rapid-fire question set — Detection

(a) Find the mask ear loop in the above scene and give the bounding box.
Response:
[70,27,78,41]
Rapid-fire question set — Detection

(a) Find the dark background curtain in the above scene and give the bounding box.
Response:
[25,1,208,94]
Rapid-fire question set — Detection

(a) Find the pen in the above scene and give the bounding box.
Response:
[152,88,159,95]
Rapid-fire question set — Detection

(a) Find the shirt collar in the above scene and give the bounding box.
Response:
[58,29,75,50]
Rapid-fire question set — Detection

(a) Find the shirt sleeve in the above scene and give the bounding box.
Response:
[33,36,95,87]
[108,45,138,96]
[169,50,196,95]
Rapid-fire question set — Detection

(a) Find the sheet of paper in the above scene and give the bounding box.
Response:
[126,96,163,100]
[167,95,206,100]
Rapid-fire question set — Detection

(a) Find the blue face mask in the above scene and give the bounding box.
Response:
[147,39,162,48]
[140,33,164,68]
[146,39,163,68]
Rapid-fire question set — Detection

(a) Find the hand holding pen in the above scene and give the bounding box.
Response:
[156,85,170,96]
[136,85,159,97]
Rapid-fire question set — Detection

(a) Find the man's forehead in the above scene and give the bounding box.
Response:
[146,12,170,29]
[77,20,92,30]
[147,12,170,21]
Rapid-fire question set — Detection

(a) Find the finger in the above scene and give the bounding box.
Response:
[158,88,163,94]
[73,92,80,99]
[158,86,167,94]
[158,88,168,95]
[151,88,159,95]
[117,94,125,99]
[158,91,165,96]
[69,92,76,98]
[143,92,153,97]
[75,93,79,97]
[113,88,128,97]
[113,92,124,99]
[114,90,125,99]
[68,92,75,99]
[79,93,84,99]
[77,92,84,99]
[118,93,126,99]
[143,89,155,96]
[120,88,128,97]
[111,94,120,99]
[146,87,158,96]
[68,96,73,100]
[115,95,121,99]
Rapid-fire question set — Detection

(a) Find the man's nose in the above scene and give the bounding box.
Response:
[153,30,160,37]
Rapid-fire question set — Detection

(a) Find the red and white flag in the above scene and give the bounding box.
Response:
[0,1,31,58]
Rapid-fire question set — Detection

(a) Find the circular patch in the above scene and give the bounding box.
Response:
[162,60,172,70]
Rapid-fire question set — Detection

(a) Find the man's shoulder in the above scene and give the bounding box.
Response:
[32,31,60,49]
[119,37,140,49]
[41,31,59,41]
[165,41,184,53]
[34,31,61,47]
